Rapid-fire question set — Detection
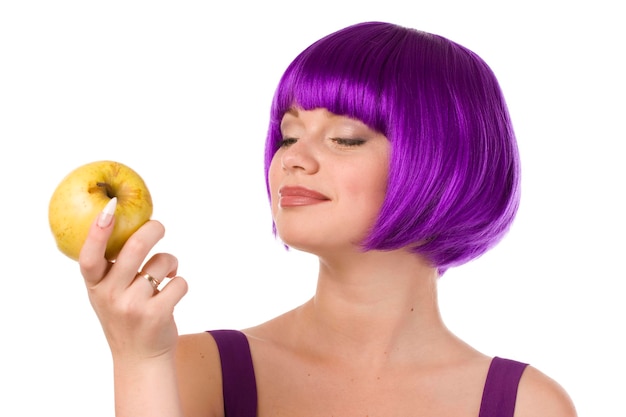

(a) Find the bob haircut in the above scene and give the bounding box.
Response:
[264,21,520,274]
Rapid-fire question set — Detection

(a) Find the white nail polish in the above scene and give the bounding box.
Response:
[97,197,117,228]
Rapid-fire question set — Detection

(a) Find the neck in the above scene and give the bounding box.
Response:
[297,249,451,366]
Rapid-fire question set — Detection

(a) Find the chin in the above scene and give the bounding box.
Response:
[277,235,360,259]
[274,220,369,255]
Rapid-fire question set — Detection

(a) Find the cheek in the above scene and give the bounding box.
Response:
[345,161,388,203]
[268,156,282,214]
[372,156,390,201]
[360,165,389,227]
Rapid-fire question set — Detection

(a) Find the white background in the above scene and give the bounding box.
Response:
[1,1,623,416]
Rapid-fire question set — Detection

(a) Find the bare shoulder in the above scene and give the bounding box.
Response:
[515,365,577,417]
[175,332,224,417]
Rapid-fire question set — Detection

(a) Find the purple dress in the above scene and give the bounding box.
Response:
[208,330,528,417]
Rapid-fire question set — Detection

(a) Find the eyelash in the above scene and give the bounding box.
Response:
[278,138,297,148]
[278,138,366,148]
[331,138,366,147]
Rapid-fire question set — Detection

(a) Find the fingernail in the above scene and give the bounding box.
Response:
[97,197,117,228]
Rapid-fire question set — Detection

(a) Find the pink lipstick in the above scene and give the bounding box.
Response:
[278,186,330,207]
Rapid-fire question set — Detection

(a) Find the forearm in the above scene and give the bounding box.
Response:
[113,355,184,417]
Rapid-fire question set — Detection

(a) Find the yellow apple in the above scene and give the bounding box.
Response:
[48,160,153,261]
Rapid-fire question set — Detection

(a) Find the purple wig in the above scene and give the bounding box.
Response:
[264,22,520,274]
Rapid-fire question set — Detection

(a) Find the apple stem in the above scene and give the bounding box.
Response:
[96,182,115,199]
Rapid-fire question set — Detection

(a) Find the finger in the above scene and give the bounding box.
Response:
[156,275,189,308]
[131,252,178,296]
[79,198,117,286]
[107,220,166,289]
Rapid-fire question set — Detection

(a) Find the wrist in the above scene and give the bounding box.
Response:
[112,354,183,417]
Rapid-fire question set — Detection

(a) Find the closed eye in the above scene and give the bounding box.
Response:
[278,137,298,148]
[331,138,367,147]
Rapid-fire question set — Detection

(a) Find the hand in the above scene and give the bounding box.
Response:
[79,203,188,361]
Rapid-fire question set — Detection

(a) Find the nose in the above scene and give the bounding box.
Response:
[280,139,320,174]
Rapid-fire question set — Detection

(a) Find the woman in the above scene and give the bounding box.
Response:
[80,21,577,417]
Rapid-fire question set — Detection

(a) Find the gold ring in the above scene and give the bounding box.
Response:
[137,271,161,293]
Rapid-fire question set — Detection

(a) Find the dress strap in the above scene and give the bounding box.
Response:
[478,357,528,417]
[208,330,258,417]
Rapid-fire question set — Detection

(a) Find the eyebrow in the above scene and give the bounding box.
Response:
[284,108,299,117]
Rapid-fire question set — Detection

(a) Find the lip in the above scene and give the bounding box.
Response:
[278,186,330,207]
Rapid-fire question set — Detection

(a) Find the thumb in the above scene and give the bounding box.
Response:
[79,197,117,284]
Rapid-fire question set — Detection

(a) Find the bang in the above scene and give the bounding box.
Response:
[271,50,387,134]
[265,24,406,161]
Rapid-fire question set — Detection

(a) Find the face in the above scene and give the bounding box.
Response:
[269,107,390,256]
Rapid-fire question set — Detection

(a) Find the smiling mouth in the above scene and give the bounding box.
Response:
[278,186,330,207]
